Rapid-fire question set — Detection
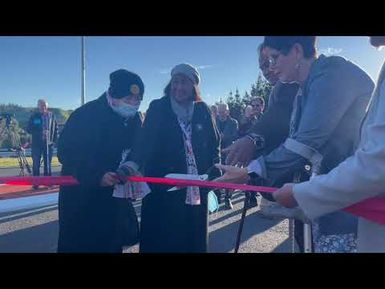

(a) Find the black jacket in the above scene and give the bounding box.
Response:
[216,116,239,149]
[131,96,220,190]
[130,96,220,252]
[57,94,142,252]
[27,111,58,147]
[249,82,298,157]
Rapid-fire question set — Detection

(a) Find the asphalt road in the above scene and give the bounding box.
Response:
[0,191,294,253]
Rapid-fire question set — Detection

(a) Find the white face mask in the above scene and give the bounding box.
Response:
[111,102,140,118]
[106,90,140,119]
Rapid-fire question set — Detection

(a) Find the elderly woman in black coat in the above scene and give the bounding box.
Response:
[123,63,221,253]
[57,69,145,253]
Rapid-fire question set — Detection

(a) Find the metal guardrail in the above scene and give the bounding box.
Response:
[0,148,57,158]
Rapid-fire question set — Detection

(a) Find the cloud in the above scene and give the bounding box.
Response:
[319,47,343,56]
[196,64,213,70]
[159,64,213,74]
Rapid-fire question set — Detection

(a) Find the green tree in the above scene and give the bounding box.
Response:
[243,91,252,107]
[225,89,244,122]
[252,74,273,106]
[223,75,272,122]
[0,103,72,148]
[0,117,28,148]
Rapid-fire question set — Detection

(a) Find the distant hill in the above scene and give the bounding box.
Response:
[0,104,73,130]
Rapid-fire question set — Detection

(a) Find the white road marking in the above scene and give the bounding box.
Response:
[0,193,58,214]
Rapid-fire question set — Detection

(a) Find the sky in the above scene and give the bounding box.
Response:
[0,36,384,111]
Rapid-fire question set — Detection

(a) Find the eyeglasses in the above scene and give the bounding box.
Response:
[267,53,282,67]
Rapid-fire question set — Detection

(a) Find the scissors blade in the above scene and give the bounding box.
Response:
[166,173,208,191]
[168,186,181,192]
[165,173,208,180]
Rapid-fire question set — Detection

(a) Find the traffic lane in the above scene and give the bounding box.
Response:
[0,193,293,253]
[0,205,58,253]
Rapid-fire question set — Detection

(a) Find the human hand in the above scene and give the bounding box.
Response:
[116,161,140,181]
[222,137,256,166]
[100,172,120,187]
[213,164,250,184]
[272,183,298,208]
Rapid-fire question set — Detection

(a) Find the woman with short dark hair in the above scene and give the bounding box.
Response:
[217,36,375,253]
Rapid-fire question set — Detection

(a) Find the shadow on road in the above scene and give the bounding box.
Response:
[0,220,58,253]
[209,206,286,253]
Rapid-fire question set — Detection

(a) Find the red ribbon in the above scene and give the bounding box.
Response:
[0,175,276,193]
[0,176,79,186]
[128,176,276,193]
[1,175,385,226]
[0,176,80,186]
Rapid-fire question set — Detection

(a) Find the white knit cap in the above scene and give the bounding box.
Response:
[171,63,201,85]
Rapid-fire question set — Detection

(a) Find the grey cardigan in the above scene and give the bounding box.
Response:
[294,60,385,252]
[255,54,375,235]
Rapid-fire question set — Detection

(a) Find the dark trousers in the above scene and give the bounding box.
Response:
[32,144,53,176]
[214,189,233,202]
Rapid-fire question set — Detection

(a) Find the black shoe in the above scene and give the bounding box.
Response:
[224,198,233,210]
[247,195,258,208]
[32,185,39,190]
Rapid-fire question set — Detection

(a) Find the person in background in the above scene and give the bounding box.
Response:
[211,104,218,121]
[27,99,58,189]
[216,102,238,209]
[238,103,258,137]
[250,97,265,119]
